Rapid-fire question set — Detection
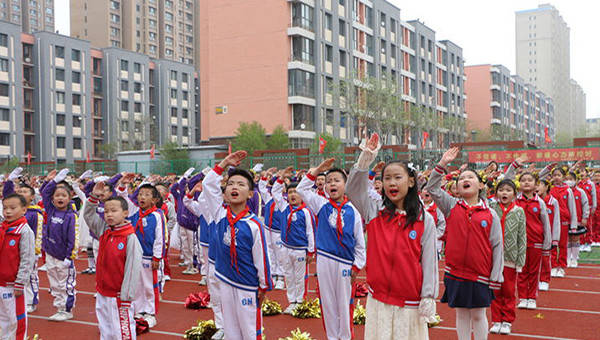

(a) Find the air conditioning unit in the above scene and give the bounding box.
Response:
[216,105,228,114]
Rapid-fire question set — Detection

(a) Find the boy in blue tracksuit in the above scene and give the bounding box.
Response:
[271,168,315,314]
[258,175,286,289]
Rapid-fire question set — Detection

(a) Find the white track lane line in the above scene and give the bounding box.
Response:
[434,326,578,340]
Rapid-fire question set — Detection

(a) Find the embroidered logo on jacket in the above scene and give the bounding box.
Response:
[327,210,345,229]
[533,207,538,213]
[409,230,417,240]
[51,216,64,224]
[8,239,16,246]
[222,226,239,247]
[117,242,125,250]
[481,220,488,228]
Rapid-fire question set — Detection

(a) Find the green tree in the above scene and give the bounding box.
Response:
[311,133,342,154]
[232,121,267,155]
[266,125,290,150]
[156,141,191,175]
[0,156,20,174]
[99,142,118,159]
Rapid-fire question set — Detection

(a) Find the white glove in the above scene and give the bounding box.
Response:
[94,175,110,183]
[79,169,93,181]
[418,297,437,323]
[183,167,195,179]
[252,163,264,173]
[55,168,70,183]
[0,174,4,182]
[356,138,381,170]
[8,167,23,181]
[202,167,212,176]
[62,258,72,267]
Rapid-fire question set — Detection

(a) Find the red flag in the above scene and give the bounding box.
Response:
[228,142,232,155]
[27,152,31,165]
[150,144,156,159]
[319,136,327,154]
[422,131,429,149]
[86,151,91,163]
[544,128,552,144]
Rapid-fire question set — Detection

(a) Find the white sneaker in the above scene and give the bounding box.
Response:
[178,261,187,267]
[38,264,47,272]
[211,329,225,340]
[182,267,199,275]
[283,303,296,315]
[572,260,578,268]
[517,299,528,309]
[490,322,502,334]
[275,279,285,290]
[566,259,573,268]
[198,277,207,286]
[164,275,171,281]
[499,322,512,335]
[144,314,157,328]
[586,244,593,252]
[557,268,565,278]
[49,311,73,322]
[539,282,549,291]
[134,313,143,319]
[26,305,37,313]
[527,299,537,309]
[550,268,559,277]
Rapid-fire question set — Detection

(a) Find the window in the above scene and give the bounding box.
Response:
[165,36,173,46]
[339,0,345,5]
[165,24,173,33]
[291,36,314,64]
[182,91,189,100]
[55,68,65,81]
[0,133,8,146]
[56,91,65,104]
[134,102,141,112]
[171,107,178,117]
[170,89,177,99]
[149,32,156,41]
[182,73,188,83]
[339,50,347,67]
[120,80,128,91]
[73,116,81,127]
[182,108,188,118]
[110,27,120,37]
[71,49,80,61]
[165,0,173,8]
[110,0,119,10]
[0,108,9,121]
[149,19,157,28]
[182,127,188,136]
[72,94,81,106]
[171,126,178,135]
[165,12,173,21]
[56,114,65,126]
[170,71,178,81]
[325,45,333,62]
[121,121,129,131]
[134,62,141,73]
[72,71,81,84]
[0,58,7,73]
[134,82,141,93]
[93,78,102,93]
[73,137,82,150]
[55,45,64,58]
[134,121,142,132]
[166,49,173,56]
[93,58,102,75]
[292,104,315,131]
[288,69,315,98]
[121,100,129,111]
[110,14,120,23]
[339,19,346,37]
[380,13,386,27]
[325,13,332,30]
[0,34,7,47]
[121,60,128,71]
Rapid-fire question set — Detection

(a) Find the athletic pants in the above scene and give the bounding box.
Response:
[219,282,262,340]
[551,223,569,268]
[133,257,159,316]
[180,228,195,267]
[539,250,552,284]
[491,266,517,323]
[266,230,284,277]
[200,246,209,277]
[518,246,543,299]
[24,261,39,308]
[316,255,354,340]
[207,262,223,329]
[96,294,136,340]
[282,247,308,304]
[46,255,76,312]
[0,286,26,340]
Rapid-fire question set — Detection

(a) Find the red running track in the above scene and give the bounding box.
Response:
[29,253,600,339]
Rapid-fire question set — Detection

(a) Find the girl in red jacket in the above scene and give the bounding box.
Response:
[536,179,561,291]
[548,168,577,277]
[425,147,504,340]
[346,134,438,340]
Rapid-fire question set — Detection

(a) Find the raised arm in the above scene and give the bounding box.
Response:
[258,177,273,203]
[84,184,110,238]
[271,178,289,212]
[346,167,380,224]
[424,148,459,217]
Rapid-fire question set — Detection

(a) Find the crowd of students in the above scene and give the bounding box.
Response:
[0,134,598,340]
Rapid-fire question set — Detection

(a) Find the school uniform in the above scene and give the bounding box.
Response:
[549,184,577,269]
[258,178,285,279]
[170,178,199,269]
[297,173,367,340]
[0,217,35,340]
[271,179,315,305]
[424,201,446,255]
[84,196,142,340]
[347,167,438,340]
[539,195,560,285]
[577,180,596,245]
[41,180,79,314]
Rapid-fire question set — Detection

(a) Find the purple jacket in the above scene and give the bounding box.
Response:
[247,187,264,218]
[3,181,44,236]
[170,178,199,231]
[41,180,78,260]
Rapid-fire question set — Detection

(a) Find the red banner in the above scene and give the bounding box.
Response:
[468,148,600,163]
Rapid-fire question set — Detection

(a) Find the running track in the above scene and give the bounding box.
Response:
[29,252,600,339]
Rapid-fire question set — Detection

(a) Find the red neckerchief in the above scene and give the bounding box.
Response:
[286,203,306,242]
[226,205,249,274]
[499,202,516,242]
[329,196,349,248]
[426,202,437,215]
[0,216,27,253]
[135,206,158,239]
[317,189,326,198]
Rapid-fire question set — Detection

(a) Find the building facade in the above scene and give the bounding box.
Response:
[0,20,196,163]
[515,4,577,138]
[0,0,54,33]
[465,64,555,145]
[569,79,586,135]
[199,0,466,148]
[70,0,199,65]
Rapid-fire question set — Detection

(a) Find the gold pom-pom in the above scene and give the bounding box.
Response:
[292,298,321,319]
[184,319,217,340]
[278,328,316,340]
[353,300,366,325]
[262,298,283,316]
[27,335,42,340]
[427,314,442,328]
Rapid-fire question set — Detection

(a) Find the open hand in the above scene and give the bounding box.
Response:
[439,147,460,167]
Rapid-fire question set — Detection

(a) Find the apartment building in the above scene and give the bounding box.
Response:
[0,20,197,163]
[569,79,586,135]
[465,64,555,145]
[0,0,54,33]
[71,0,198,65]
[199,0,466,148]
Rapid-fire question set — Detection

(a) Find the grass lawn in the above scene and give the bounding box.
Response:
[579,245,600,263]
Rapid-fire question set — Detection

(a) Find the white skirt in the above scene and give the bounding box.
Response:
[364,295,429,340]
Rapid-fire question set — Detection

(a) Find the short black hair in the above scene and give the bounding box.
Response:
[138,184,163,209]
[228,169,255,191]
[3,193,27,207]
[55,181,73,197]
[496,179,517,194]
[316,173,326,178]
[104,196,129,211]
[286,182,299,192]
[18,183,35,197]
[326,168,347,182]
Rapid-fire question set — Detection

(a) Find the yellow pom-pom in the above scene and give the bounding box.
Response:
[292,298,322,319]
[184,319,217,340]
[278,328,316,340]
[262,298,283,316]
[353,300,366,325]
[427,314,442,328]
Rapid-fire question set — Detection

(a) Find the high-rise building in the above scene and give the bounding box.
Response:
[569,79,586,135]
[515,4,577,138]
[198,0,466,148]
[0,0,55,33]
[465,64,555,145]
[0,20,197,163]
[70,0,198,65]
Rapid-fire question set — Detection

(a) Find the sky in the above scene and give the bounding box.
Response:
[54,0,599,119]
